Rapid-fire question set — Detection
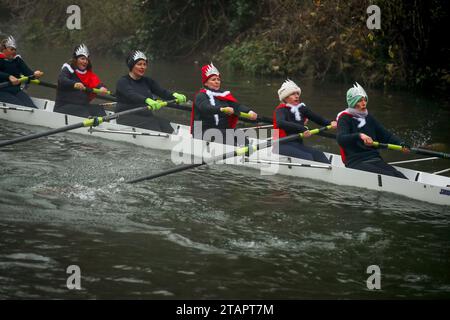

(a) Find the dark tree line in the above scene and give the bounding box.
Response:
[1,0,449,94]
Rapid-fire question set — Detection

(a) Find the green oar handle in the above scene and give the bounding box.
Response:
[238,112,273,124]
[0,75,35,89]
[30,79,57,89]
[85,87,112,96]
[372,141,450,159]
[18,75,35,83]
[372,142,403,151]
[239,112,255,120]
[84,87,117,102]
[299,125,333,139]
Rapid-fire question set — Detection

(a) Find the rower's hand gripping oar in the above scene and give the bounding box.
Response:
[0,99,177,148]
[238,111,273,124]
[157,99,273,124]
[26,79,280,125]
[29,78,117,101]
[28,79,191,109]
[127,125,333,184]
[26,78,336,139]
[3,77,270,124]
[372,141,450,160]
[0,76,113,100]
[239,111,336,139]
[0,75,36,89]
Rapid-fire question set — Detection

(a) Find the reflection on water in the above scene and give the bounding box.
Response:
[0,48,449,299]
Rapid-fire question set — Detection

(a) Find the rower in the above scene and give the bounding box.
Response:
[190,62,258,145]
[115,50,187,134]
[54,44,108,117]
[336,82,408,179]
[272,79,337,163]
[0,35,44,108]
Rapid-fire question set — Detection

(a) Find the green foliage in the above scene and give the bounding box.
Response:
[1,0,142,55]
[218,0,450,93]
[219,39,280,75]
[2,0,448,93]
[136,0,263,57]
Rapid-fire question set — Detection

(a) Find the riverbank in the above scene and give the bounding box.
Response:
[1,0,449,96]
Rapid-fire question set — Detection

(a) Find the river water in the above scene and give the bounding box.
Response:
[0,47,449,299]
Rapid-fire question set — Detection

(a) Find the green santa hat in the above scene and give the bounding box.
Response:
[346,82,368,108]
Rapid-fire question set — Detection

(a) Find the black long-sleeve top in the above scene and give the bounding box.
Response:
[0,55,34,94]
[274,104,331,143]
[115,75,174,116]
[337,113,404,166]
[54,65,103,108]
[192,89,251,132]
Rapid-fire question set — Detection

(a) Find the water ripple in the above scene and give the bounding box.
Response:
[1,119,449,298]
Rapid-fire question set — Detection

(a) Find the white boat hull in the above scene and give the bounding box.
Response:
[1,97,449,206]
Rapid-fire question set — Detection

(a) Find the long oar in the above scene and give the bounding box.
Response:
[240,111,336,138]
[29,79,117,102]
[127,125,332,183]
[237,111,272,124]
[0,75,35,89]
[372,142,450,160]
[155,98,270,124]
[27,79,265,124]
[0,76,115,101]
[0,99,177,148]
[28,78,336,140]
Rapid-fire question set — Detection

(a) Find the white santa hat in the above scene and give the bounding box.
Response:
[278,79,301,102]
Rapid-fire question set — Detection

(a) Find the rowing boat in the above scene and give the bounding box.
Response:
[1,97,449,206]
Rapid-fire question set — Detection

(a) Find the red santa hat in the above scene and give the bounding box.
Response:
[201,62,220,83]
